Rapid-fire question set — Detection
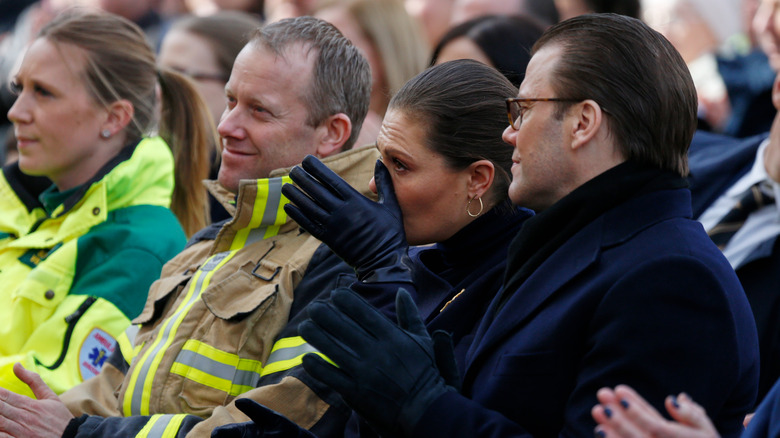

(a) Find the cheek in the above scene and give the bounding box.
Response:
[394,183,429,234]
[774,14,780,36]
[403,180,460,230]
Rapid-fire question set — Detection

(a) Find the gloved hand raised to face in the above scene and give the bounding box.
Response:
[282,155,412,284]
[299,287,455,437]
[210,398,316,438]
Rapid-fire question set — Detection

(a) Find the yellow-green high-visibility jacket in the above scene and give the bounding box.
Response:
[58,145,379,438]
[0,137,186,396]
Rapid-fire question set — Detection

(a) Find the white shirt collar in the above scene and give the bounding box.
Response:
[726,139,780,207]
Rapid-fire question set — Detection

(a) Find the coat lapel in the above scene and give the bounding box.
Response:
[466,216,604,370]
[464,189,693,381]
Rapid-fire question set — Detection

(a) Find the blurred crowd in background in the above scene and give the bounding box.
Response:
[0,0,773,165]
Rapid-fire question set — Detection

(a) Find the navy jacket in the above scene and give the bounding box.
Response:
[412,186,759,438]
[743,378,780,437]
[339,206,531,438]
[260,207,532,438]
[689,130,780,404]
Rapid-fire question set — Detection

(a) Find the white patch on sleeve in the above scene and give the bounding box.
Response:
[78,328,116,380]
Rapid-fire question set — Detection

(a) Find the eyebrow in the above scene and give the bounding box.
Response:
[14,74,62,94]
[378,142,414,161]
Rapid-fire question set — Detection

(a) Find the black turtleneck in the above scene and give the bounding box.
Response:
[413,204,532,325]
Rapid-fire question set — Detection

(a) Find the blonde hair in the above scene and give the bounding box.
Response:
[38,9,216,236]
[315,0,429,107]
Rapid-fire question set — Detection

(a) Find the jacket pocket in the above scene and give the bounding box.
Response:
[177,264,282,413]
[132,272,192,325]
[201,262,278,319]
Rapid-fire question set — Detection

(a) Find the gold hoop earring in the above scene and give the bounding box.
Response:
[466,196,483,218]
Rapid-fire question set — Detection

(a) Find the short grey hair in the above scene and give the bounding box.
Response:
[250,16,371,150]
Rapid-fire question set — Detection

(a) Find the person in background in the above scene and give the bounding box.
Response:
[211,0,265,20]
[645,0,773,136]
[555,0,640,20]
[265,0,313,22]
[450,0,558,29]
[404,0,455,48]
[158,10,262,223]
[314,0,428,146]
[97,0,166,47]
[0,9,214,396]
[431,14,544,87]
[680,0,780,406]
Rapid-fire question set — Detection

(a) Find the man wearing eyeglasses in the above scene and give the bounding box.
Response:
[293,13,759,438]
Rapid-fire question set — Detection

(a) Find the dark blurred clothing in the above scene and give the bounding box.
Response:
[689,130,780,405]
[718,50,776,138]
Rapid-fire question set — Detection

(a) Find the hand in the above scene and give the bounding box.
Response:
[0,363,73,438]
[211,398,315,438]
[299,288,452,436]
[591,385,719,438]
[282,156,412,283]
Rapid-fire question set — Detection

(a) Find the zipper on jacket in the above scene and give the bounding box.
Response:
[36,296,97,370]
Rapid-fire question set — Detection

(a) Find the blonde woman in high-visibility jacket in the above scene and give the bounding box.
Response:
[0,9,215,397]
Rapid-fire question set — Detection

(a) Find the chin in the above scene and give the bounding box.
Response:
[17,159,43,176]
[216,173,240,193]
[507,185,524,206]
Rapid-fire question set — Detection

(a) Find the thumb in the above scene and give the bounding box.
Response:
[235,398,280,426]
[395,288,426,336]
[13,362,57,401]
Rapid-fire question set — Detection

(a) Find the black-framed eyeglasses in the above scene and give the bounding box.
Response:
[505,98,580,130]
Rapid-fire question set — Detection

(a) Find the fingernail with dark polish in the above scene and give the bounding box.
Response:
[671,396,680,409]
[604,407,613,418]
[620,399,629,409]
[596,429,607,438]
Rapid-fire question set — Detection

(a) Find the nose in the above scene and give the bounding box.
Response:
[217,106,244,140]
[7,94,30,125]
[502,124,517,147]
[368,176,377,194]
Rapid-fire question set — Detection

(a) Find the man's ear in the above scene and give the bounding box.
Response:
[568,99,604,151]
[466,159,495,200]
[316,113,352,158]
[101,99,134,138]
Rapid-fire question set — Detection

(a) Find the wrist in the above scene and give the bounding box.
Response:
[62,414,89,438]
[356,250,414,283]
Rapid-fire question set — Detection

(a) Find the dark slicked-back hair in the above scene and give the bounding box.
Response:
[534,13,696,176]
[389,59,518,210]
[249,16,371,150]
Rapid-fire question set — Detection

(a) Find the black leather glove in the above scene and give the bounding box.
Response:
[299,287,453,436]
[210,398,316,438]
[282,155,412,284]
